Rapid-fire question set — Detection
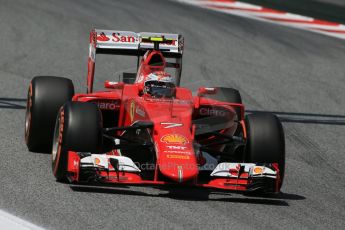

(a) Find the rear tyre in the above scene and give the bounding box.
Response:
[203,87,242,119]
[25,76,74,152]
[52,102,103,181]
[245,113,285,189]
[203,87,243,159]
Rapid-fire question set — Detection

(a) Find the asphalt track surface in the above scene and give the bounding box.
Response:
[0,0,345,229]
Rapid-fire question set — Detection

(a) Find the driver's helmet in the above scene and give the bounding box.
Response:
[143,72,175,98]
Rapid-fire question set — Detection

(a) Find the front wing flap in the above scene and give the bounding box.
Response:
[203,162,280,193]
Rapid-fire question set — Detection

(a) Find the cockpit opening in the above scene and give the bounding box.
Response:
[148,53,164,66]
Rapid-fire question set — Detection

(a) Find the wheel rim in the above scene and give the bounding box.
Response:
[52,115,60,162]
[25,89,31,142]
[25,107,30,137]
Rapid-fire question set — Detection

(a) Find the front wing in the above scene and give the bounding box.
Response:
[67,152,281,193]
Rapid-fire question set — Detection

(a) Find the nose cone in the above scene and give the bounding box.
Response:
[157,137,199,183]
[143,97,197,183]
[159,161,199,183]
[159,156,199,183]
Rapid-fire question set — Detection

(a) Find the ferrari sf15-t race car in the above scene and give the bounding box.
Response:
[25,29,285,194]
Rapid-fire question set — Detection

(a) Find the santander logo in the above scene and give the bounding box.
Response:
[96,32,137,43]
[112,33,136,43]
[97,32,110,42]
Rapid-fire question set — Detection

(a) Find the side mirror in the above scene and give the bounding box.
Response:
[123,72,137,84]
[198,87,217,96]
[104,81,124,89]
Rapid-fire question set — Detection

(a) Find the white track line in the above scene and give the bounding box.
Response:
[0,209,45,230]
[177,0,345,40]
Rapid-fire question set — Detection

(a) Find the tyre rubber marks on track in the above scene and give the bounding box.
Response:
[177,0,345,40]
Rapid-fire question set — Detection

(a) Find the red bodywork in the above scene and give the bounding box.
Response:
[64,30,280,193]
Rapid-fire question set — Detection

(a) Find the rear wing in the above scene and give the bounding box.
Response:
[87,29,184,93]
[90,29,184,58]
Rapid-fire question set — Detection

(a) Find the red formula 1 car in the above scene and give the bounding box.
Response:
[25,29,285,193]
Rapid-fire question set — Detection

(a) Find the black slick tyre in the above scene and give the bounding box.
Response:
[245,112,285,189]
[52,102,102,181]
[203,87,242,119]
[25,76,74,152]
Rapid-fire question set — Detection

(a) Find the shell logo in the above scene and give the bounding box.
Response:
[94,158,101,165]
[161,134,189,144]
[253,167,263,174]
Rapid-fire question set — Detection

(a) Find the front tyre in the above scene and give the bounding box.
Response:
[245,113,285,190]
[52,102,103,181]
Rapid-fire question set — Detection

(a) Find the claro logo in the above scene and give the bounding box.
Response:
[199,107,229,117]
[94,100,120,110]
